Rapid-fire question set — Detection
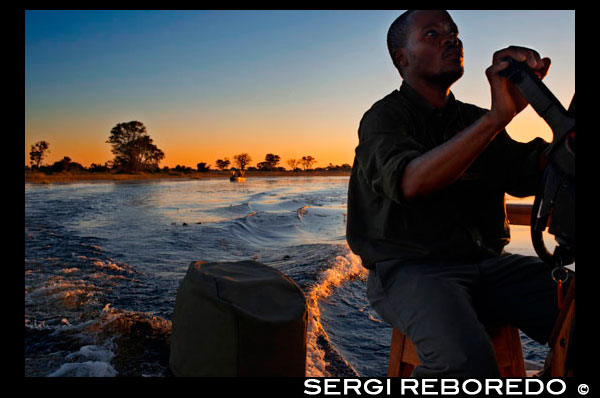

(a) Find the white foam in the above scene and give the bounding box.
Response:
[60,267,80,274]
[65,344,115,363]
[47,361,117,377]
[297,205,310,220]
[49,343,117,377]
[92,260,126,272]
[304,244,366,377]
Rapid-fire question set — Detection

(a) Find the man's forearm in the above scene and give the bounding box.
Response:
[401,113,505,202]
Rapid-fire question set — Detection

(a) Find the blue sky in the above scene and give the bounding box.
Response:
[25,10,575,168]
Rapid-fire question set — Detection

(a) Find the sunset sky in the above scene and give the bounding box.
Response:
[25,10,575,169]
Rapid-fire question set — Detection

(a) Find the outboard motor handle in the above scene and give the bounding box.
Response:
[499,57,575,267]
[499,57,575,147]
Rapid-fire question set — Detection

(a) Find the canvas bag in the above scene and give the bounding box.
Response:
[169,260,308,376]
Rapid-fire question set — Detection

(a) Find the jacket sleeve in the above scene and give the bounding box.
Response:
[354,109,424,205]
[495,131,549,197]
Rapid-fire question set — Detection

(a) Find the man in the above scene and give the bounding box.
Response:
[346,10,563,377]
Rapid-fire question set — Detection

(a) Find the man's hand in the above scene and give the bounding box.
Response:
[485,46,551,129]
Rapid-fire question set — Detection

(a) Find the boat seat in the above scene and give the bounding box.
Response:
[387,323,526,377]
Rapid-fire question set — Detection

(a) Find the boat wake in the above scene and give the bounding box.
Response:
[304,245,367,377]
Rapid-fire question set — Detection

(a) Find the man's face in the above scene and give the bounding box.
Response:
[400,10,464,87]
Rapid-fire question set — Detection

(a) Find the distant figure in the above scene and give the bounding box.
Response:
[346,10,566,377]
[230,168,245,182]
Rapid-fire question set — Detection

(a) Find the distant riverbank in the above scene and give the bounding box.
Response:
[25,170,351,184]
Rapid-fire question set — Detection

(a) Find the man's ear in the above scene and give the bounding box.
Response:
[392,48,408,71]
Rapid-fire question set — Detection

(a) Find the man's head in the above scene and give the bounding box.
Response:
[387,10,464,89]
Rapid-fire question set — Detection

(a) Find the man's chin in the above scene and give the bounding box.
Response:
[432,68,464,88]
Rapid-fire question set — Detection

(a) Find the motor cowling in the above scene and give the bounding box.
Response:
[531,95,575,267]
[500,59,575,267]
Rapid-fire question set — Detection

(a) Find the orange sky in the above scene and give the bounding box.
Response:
[25,10,573,170]
[24,98,362,168]
[23,95,558,169]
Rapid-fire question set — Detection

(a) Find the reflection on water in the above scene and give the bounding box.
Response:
[25,177,552,377]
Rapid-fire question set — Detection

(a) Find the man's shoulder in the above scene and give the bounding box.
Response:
[361,90,410,127]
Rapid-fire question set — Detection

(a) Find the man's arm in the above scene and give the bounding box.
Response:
[401,46,551,202]
[401,112,505,201]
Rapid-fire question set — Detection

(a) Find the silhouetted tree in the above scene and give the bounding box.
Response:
[50,156,84,172]
[197,162,211,172]
[106,121,165,173]
[266,153,280,168]
[257,154,280,171]
[287,158,300,171]
[215,158,231,171]
[174,164,194,173]
[29,141,50,169]
[325,163,352,171]
[300,155,317,170]
[89,162,110,173]
[233,153,252,171]
[50,156,71,172]
[68,161,84,171]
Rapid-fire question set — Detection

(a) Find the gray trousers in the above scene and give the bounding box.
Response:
[367,253,564,377]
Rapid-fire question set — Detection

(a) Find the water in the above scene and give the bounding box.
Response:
[24,176,550,377]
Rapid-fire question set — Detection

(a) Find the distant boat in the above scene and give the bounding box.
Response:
[230,170,246,182]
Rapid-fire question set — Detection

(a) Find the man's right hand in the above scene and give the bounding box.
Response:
[485,46,551,129]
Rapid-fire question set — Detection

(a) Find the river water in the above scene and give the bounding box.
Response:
[24,176,549,377]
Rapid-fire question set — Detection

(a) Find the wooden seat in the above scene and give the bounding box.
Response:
[387,323,526,377]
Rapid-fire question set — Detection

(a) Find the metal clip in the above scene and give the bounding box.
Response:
[551,266,569,284]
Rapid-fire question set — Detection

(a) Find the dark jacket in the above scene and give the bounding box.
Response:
[346,82,548,270]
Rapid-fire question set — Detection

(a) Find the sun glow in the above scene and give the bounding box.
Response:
[25,10,573,170]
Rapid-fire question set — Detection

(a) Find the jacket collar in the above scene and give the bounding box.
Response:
[398,81,459,122]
